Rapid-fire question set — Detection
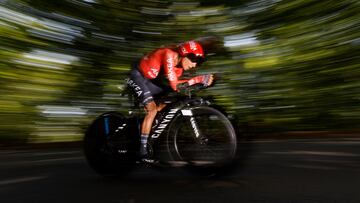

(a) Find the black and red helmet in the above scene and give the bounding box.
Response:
[178,41,205,65]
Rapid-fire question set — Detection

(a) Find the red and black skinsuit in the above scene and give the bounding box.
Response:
[126,48,202,105]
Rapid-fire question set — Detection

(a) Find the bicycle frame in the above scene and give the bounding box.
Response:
[150,107,180,139]
[148,97,210,141]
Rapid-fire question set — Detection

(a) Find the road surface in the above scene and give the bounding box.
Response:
[0,137,359,203]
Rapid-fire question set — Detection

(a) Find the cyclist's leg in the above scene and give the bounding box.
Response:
[126,69,163,160]
[139,80,164,160]
[142,101,157,136]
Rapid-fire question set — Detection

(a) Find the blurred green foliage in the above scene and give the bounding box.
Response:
[0,0,359,143]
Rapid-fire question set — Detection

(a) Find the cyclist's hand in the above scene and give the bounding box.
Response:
[201,74,214,87]
[187,74,215,87]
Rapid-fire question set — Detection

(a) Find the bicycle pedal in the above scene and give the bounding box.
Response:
[141,158,158,164]
[136,158,158,166]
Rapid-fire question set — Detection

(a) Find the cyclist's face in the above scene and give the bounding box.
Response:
[181,57,197,71]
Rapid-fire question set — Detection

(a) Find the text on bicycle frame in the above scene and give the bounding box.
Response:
[151,108,179,139]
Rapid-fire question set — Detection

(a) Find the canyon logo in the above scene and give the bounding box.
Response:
[151,108,179,138]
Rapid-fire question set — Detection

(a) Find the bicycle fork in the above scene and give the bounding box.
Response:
[182,109,208,145]
[189,117,200,138]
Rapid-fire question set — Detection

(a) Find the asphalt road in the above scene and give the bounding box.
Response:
[0,137,359,203]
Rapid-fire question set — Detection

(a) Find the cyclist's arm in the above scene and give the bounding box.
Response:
[176,75,214,92]
[163,51,212,91]
[165,68,204,91]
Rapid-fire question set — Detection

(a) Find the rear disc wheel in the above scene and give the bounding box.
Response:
[84,112,135,176]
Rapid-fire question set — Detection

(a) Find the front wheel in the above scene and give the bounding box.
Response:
[167,106,237,174]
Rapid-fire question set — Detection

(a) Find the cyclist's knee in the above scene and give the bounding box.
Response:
[144,102,157,117]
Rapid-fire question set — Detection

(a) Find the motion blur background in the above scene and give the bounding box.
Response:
[0,0,359,145]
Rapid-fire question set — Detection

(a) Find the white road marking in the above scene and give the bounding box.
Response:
[264,151,359,157]
[0,176,46,186]
[0,156,84,167]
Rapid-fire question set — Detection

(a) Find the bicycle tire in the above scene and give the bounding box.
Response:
[167,106,237,170]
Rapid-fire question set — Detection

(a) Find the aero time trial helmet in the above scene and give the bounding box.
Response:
[178,41,205,65]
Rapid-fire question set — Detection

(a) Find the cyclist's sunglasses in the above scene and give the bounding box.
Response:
[186,53,205,66]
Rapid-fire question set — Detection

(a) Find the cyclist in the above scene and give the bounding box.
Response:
[126,40,214,162]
